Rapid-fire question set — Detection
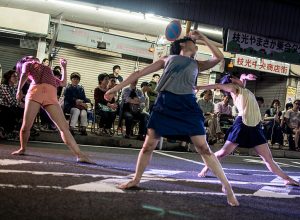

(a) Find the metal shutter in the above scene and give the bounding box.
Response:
[52,47,150,100]
[0,43,35,76]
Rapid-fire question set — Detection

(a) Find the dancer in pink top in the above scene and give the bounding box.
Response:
[12,56,91,163]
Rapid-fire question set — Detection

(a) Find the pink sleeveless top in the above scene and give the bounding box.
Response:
[28,62,61,88]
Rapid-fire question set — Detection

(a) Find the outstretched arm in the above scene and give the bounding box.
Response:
[189,31,224,72]
[105,58,165,100]
[196,83,238,95]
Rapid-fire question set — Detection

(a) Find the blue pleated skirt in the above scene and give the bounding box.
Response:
[226,116,267,148]
[147,91,206,142]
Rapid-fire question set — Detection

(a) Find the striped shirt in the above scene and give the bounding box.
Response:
[28,62,61,88]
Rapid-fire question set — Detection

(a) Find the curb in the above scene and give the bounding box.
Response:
[29,131,300,159]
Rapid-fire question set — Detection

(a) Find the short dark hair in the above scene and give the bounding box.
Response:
[98,73,109,83]
[293,99,300,104]
[141,81,150,88]
[256,96,264,103]
[42,58,49,63]
[170,37,195,55]
[70,72,81,80]
[54,66,61,72]
[270,99,280,108]
[1,70,16,85]
[152,74,160,78]
[113,65,121,72]
[286,102,293,110]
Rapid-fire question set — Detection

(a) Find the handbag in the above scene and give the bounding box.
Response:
[75,104,87,110]
[98,103,116,112]
[129,103,142,114]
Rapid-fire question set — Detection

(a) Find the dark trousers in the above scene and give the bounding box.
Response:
[0,105,23,134]
[98,110,116,129]
[264,121,284,145]
[123,111,148,136]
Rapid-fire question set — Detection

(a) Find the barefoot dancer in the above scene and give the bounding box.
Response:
[197,74,299,186]
[105,31,239,206]
[12,56,91,163]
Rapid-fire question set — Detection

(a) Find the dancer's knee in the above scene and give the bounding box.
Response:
[141,141,156,153]
[194,143,211,155]
[20,124,31,133]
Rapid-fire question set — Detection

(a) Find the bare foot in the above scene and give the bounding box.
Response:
[198,166,209,177]
[222,185,240,207]
[227,192,240,207]
[284,178,300,186]
[11,149,25,155]
[117,179,140,190]
[76,155,94,164]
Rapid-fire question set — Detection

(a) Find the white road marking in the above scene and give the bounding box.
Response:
[253,176,299,198]
[0,159,64,166]
[66,180,124,193]
[154,151,205,165]
[244,158,300,168]
[0,159,37,166]
[0,165,299,199]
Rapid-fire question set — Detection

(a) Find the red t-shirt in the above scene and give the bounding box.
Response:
[28,62,61,88]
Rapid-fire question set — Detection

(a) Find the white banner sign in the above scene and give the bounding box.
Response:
[234,54,290,76]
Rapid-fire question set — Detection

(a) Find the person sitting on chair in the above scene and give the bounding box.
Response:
[94,73,117,136]
[281,99,300,151]
[63,72,90,136]
[121,80,148,140]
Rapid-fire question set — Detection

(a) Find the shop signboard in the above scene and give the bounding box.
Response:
[226,29,300,65]
[234,54,289,76]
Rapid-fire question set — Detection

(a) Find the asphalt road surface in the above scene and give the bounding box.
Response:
[0,141,300,220]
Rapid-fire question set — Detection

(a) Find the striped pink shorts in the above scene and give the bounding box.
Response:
[26,83,58,106]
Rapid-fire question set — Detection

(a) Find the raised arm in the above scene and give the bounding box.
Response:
[189,30,224,72]
[105,58,165,100]
[59,58,67,87]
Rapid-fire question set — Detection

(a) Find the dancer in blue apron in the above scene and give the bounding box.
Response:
[197,74,299,186]
[105,30,239,206]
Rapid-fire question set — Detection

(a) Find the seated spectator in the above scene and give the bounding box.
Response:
[148,73,160,111]
[0,70,24,138]
[264,99,284,146]
[281,103,293,120]
[121,80,148,140]
[94,73,117,136]
[42,58,50,67]
[256,96,264,108]
[107,75,119,101]
[214,94,234,135]
[141,81,151,113]
[63,72,90,136]
[197,89,221,144]
[281,99,300,151]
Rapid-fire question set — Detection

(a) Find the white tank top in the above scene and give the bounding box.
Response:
[233,87,262,127]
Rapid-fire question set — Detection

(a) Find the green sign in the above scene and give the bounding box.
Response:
[225,29,300,65]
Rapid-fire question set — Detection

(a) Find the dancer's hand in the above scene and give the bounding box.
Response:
[189,30,207,41]
[245,74,257,81]
[60,58,67,68]
[16,91,23,102]
[104,89,115,101]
